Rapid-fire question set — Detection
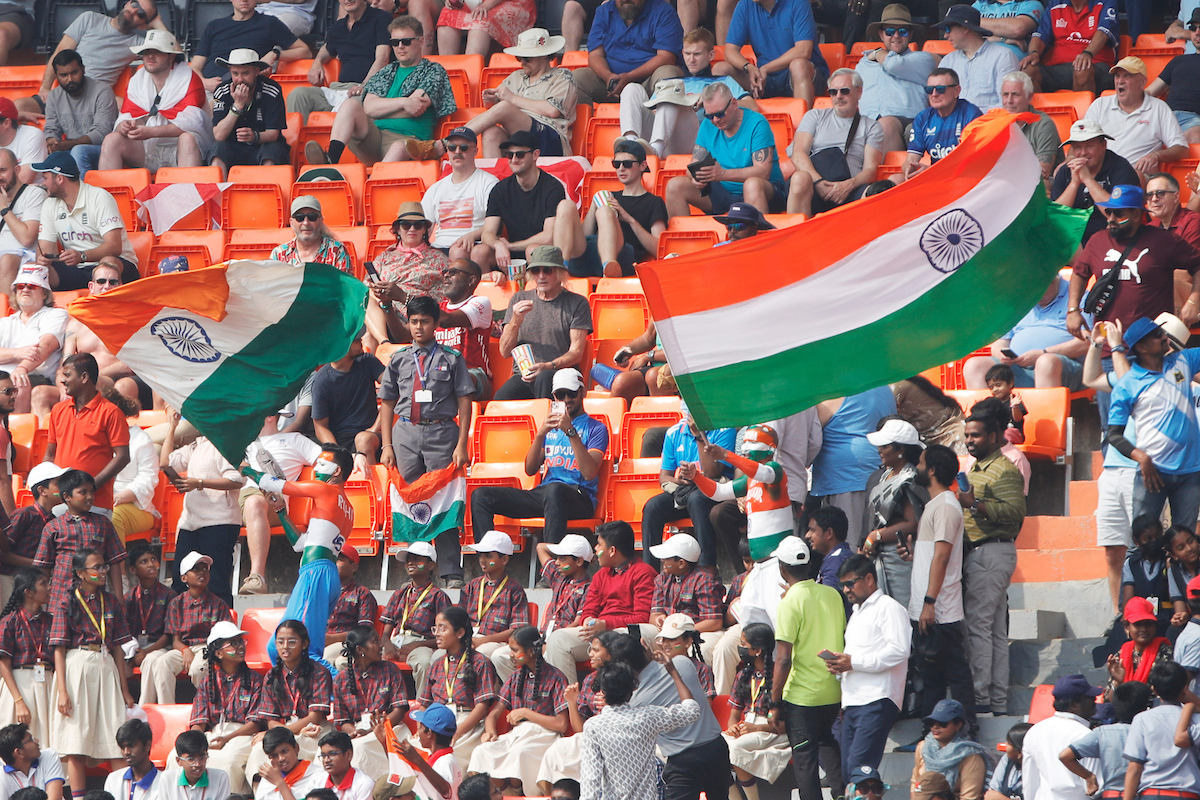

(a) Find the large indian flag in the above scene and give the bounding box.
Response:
[69,260,367,463]
[391,464,466,543]
[637,111,1090,430]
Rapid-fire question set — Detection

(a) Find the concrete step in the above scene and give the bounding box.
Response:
[1091,450,1104,480]
[1068,480,1098,517]
[1014,516,1106,583]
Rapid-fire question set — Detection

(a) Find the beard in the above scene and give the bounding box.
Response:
[617,0,642,21]
[914,468,930,488]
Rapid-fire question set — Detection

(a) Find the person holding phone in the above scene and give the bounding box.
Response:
[861,419,926,610]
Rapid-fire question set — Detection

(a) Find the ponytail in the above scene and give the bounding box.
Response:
[0,568,44,620]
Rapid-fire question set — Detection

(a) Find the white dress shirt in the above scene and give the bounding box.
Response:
[841,588,912,709]
[1022,711,1096,800]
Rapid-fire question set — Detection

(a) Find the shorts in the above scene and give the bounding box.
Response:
[568,234,635,278]
[1096,466,1136,547]
[1175,110,1200,132]
[141,137,180,173]
[350,121,420,163]
[51,257,140,290]
[761,64,828,99]
[468,367,493,402]
[239,481,282,526]
[709,179,788,214]
[529,118,564,156]
[0,10,33,46]
[1005,354,1084,392]
[210,137,291,168]
[1039,61,1114,92]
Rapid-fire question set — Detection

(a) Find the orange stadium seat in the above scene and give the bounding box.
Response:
[819,43,845,71]
[296,163,366,226]
[654,154,692,198]
[298,112,354,165]
[590,293,651,341]
[242,607,286,672]
[154,167,223,230]
[364,162,440,227]
[9,414,36,476]
[464,461,538,544]
[224,228,292,262]
[484,398,551,428]
[329,226,370,277]
[437,107,487,140]
[572,104,592,159]
[129,231,154,275]
[1168,159,1199,204]
[923,39,954,55]
[595,276,644,294]
[343,479,380,557]
[222,165,294,229]
[1128,47,1180,81]
[1028,684,1054,724]
[607,470,663,544]
[586,116,624,160]
[85,169,150,232]
[148,231,227,275]
[657,229,721,259]
[472,415,537,463]
[621,411,681,459]
[0,66,43,103]
[1135,33,1183,50]
[428,54,485,105]
[144,704,193,769]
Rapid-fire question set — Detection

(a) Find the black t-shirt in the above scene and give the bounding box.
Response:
[1159,54,1200,115]
[325,7,393,84]
[197,12,297,79]
[1050,149,1140,244]
[212,76,288,132]
[311,354,386,439]
[615,192,668,259]
[486,170,567,245]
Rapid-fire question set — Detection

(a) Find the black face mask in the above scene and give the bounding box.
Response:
[737,646,752,662]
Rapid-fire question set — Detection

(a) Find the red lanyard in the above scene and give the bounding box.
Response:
[285,670,303,716]
[18,610,43,663]
[136,587,152,634]
[10,766,34,788]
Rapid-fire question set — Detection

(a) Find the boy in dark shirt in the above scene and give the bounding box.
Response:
[124,542,175,669]
[311,337,385,468]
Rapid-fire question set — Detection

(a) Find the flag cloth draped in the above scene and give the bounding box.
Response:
[636,111,1091,430]
[135,182,231,234]
[390,464,466,543]
[68,261,367,464]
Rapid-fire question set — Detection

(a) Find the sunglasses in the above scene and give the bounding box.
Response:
[882,26,910,35]
[1146,189,1177,199]
[552,389,578,399]
[613,159,639,169]
[442,267,473,277]
[396,220,427,229]
[858,784,885,796]
[725,221,753,231]
[92,277,120,286]
[924,84,958,94]
[0,388,16,397]
[527,265,556,275]
[502,149,532,159]
[443,143,471,152]
[839,574,865,590]
[704,97,734,120]
[829,86,853,96]
[292,212,320,222]
[390,37,418,46]
[128,0,150,20]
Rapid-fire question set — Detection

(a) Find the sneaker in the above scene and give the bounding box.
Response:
[603,260,623,278]
[305,140,328,165]
[443,576,465,590]
[239,573,268,595]
[404,138,439,161]
[894,738,921,753]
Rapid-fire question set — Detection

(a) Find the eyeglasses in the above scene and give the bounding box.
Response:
[1146,189,1178,199]
[86,564,110,573]
[882,26,910,35]
[839,574,865,590]
[613,159,639,169]
[527,265,555,275]
[390,37,418,46]
[444,143,471,152]
[292,212,320,222]
[725,221,753,232]
[128,0,150,20]
[319,751,346,760]
[442,268,473,277]
[92,278,120,286]
[502,149,532,160]
[924,84,958,95]
[0,388,16,397]
[704,97,734,120]
[829,86,853,96]
[396,220,427,229]
[179,755,208,765]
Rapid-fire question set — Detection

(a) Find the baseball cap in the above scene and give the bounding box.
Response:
[291,195,321,215]
[851,767,883,787]
[179,551,213,575]
[1187,574,1200,598]
[771,535,811,566]
[396,541,437,561]
[1110,56,1148,77]
[31,151,80,179]
[866,419,924,448]
[1124,595,1157,624]
[499,129,539,151]
[411,703,457,736]
[206,620,246,646]
[26,462,69,490]
[0,98,16,122]
[1095,184,1145,211]
[1065,119,1113,144]
[1122,317,1164,350]
[1051,673,1103,700]
[649,533,701,563]
[467,530,515,556]
[547,533,593,561]
[338,547,360,564]
[656,613,697,640]
[922,698,966,726]
[444,126,477,142]
[614,137,648,160]
[552,368,584,394]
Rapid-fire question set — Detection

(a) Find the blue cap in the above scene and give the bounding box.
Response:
[1095,184,1144,210]
[852,766,883,785]
[1123,317,1164,350]
[30,151,79,179]
[411,703,457,736]
[1052,673,1103,700]
[922,698,965,726]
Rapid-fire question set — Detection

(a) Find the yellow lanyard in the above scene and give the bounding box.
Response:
[76,589,105,642]
[401,584,433,632]
[477,576,508,622]
[442,653,465,699]
[750,674,767,710]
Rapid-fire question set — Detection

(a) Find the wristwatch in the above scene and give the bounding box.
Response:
[566,427,579,439]
[923,595,936,605]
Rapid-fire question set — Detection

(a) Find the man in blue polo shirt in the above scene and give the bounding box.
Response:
[1108,316,1200,530]
[717,0,829,105]
[570,0,684,107]
[902,67,981,180]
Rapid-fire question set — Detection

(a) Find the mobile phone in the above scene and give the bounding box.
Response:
[955,472,970,493]
[1000,348,1019,359]
[687,153,716,179]
[551,400,566,418]
[817,649,837,661]
[613,347,632,366]
[364,260,380,280]
[161,465,182,483]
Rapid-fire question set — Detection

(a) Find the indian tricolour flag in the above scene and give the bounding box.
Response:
[69,260,366,464]
[637,111,1091,430]
[391,464,465,543]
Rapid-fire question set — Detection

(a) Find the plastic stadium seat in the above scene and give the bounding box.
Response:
[488,52,520,69]
[621,411,681,459]
[154,167,223,230]
[148,231,227,275]
[487,339,513,398]
[128,231,154,275]
[617,457,662,475]
[329,226,370,277]
[343,479,380,557]
[136,410,167,428]
[0,65,43,104]
[657,229,721,259]
[631,396,683,414]
[437,107,487,140]
[1168,159,1199,204]
[590,294,651,341]
[762,112,798,157]
[1041,90,1094,121]
[755,98,808,130]
[562,52,589,68]
[144,704,193,769]
[364,162,441,227]
[583,396,625,447]
[572,105,592,161]
[484,398,551,428]
[298,112,354,165]
[296,163,366,226]
[481,65,512,93]
[1027,684,1054,724]
[654,154,693,198]
[763,213,807,228]
[922,39,954,54]
[595,277,644,294]
[1129,47,1182,81]
[428,54,485,106]
[222,165,294,229]
[472,415,537,463]
[85,169,150,231]
[473,278,516,317]
[710,695,733,729]
[9,414,37,476]
[1135,33,1183,50]
[1030,93,1080,122]
[586,117,624,160]
[224,228,293,262]
[242,607,286,672]
[845,41,877,69]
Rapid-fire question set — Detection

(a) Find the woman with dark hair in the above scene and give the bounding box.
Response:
[892,376,965,454]
[911,699,990,800]
[332,625,409,778]
[722,622,790,800]
[862,418,927,608]
[186,621,263,793]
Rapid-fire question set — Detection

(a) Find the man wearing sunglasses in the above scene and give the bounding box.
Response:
[270,196,353,273]
[933,5,1017,112]
[99,31,209,174]
[190,0,309,94]
[857,6,936,154]
[209,49,291,180]
[420,127,499,270]
[578,137,667,278]
[823,556,910,782]
[901,68,981,181]
[1145,173,1200,253]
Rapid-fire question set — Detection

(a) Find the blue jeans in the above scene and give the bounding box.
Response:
[840,698,899,778]
[1175,110,1200,132]
[70,144,101,178]
[642,489,720,568]
[1133,468,1200,531]
[268,557,341,674]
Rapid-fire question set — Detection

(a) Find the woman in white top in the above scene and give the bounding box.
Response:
[0,264,67,413]
[105,389,159,542]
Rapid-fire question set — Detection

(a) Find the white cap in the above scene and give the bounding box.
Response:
[26,462,68,489]
[649,533,701,563]
[13,265,50,292]
[1155,312,1191,348]
[131,29,183,55]
[206,620,246,646]
[866,419,924,448]
[179,551,214,574]
[771,536,811,566]
[656,613,697,639]
[552,368,584,394]
[1065,118,1113,144]
[467,530,515,556]
[547,533,593,562]
[397,541,437,561]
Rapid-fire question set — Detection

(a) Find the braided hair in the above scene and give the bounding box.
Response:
[266,619,315,713]
[340,625,378,701]
[0,568,45,620]
[739,622,775,682]
[438,606,478,694]
[510,625,545,702]
[203,632,255,723]
[66,549,101,631]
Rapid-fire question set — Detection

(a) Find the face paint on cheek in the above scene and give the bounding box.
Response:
[314,458,337,481]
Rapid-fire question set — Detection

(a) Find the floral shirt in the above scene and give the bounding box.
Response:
[374,243,448,301]
[270,236,353,274]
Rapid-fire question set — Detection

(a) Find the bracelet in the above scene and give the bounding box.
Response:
[1111,344,1127,353]
[229,107,243,116]
[382,444,394,449]
[1067,307,1081,312]
[923,595,936,605]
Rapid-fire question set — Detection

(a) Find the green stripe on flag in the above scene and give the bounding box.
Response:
[678,188,1090,430]
[181,264,367,464]
[392,502,465,543]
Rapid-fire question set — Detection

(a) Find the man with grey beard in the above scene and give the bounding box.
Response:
[569,0,685,107]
